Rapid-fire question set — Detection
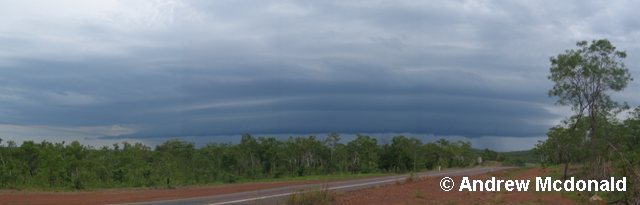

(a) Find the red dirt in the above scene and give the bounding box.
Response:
[0,181,318,205]
[0,168,585,205]
[335,168,580,205]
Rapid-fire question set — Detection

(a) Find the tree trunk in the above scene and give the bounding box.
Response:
[563,162,569,180]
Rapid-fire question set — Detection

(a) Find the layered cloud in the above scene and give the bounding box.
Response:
[1,0,639,150]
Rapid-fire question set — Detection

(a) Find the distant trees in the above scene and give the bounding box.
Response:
[0,134,479,190]
[346,134,380,173]
[379,136,420,172]
[481,149,498,161]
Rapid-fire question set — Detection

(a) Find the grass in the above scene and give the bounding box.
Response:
[286,186,336,205]
[405,172,417,183]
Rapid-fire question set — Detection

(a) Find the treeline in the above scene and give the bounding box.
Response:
[0,134,482,190]
[480,149,536,167]
[534,112,640,196]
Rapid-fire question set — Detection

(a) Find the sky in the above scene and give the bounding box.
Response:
[1,0,640,151]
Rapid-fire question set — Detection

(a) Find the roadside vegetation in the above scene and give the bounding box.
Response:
[0,134,505,191]
[287,186,336,205]
[477,149,538,167]
[333,167,579,205]
[535,39,640,204]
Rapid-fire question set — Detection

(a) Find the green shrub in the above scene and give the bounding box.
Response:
[286,186,336,205]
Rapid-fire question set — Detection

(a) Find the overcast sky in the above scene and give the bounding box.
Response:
[1,0,640,151]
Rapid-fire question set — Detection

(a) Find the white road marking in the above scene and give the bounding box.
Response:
[207,168,495,205]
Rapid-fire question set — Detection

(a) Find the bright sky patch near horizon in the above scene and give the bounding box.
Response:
[1,0,640,151]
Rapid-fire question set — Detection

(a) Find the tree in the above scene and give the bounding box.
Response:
[383,136,421,172]
[481,149,498,161]
[346,134,379,173]
[257,137,285,177]
[615,108,640,202]
[548,39,631,178]
[324,133,341,173]
[422,142,441,170]
[535,117,588,179]
[154,140,195,187]
[238,134,260,178]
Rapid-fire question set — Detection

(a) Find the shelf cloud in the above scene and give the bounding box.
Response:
[1,0,640,151]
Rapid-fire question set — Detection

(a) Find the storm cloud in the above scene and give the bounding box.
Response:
[1,0,640,151]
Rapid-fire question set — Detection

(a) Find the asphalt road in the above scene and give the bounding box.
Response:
[118,166,512,205]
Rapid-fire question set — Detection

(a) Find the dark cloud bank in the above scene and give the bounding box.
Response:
[1,0,640,151]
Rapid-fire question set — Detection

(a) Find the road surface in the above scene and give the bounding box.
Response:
[118,167,511,205]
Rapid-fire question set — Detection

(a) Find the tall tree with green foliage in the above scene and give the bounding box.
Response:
[548,39,632,178]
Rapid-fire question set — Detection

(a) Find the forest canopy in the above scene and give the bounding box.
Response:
[0,134,487,190]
